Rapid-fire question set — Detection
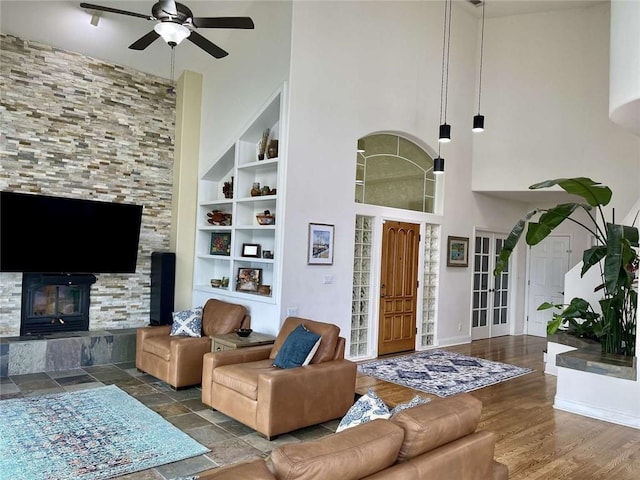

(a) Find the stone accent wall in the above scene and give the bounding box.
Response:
[0,34,175,337]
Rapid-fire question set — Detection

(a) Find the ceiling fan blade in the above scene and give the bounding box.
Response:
[192,17,255,29]
[158,0,177,16]
[129,30,161,50]
[80,3,152,20]
[187,31,228,58]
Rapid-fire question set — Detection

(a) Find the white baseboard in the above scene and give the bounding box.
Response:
[554,396,640,430]
[437,335,472,347]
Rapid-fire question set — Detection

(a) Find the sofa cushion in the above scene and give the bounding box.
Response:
[336,389,390,432]
[197,458,275,480]
[268,419,404,480]
[390,394,431,417]
[392,393,482,462]
[270,317,340,364]
[170,307,203,337]
[212,359,276,400]
[273,324,322,369]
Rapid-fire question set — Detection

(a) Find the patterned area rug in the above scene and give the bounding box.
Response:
[358,349,534,397]
[0,385,209,480]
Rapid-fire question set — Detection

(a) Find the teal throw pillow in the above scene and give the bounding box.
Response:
[273,324,322,369]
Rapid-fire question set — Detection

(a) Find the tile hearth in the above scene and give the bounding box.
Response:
[0,329,136,377]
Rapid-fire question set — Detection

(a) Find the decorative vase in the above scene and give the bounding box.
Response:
[251,182,261,197]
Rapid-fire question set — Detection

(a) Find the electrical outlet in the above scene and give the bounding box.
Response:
[287,306,298,316]
[323,275,334,284]
[458,323,462,332]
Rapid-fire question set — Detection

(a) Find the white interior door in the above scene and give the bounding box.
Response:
[472,232,511,340]
[526,235,571,337]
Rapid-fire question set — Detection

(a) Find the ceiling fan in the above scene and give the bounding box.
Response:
[79,0,254,58]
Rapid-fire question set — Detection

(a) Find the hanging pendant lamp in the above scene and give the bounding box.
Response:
[438,0,453,145]
[473,1,486,132]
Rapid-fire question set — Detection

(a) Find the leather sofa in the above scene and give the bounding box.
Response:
[136,298,250,388]
[195,393,508,480]
[201,317,357,439]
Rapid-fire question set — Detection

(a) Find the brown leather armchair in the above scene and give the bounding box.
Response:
[201,317,357,439]
[136,298,250,388]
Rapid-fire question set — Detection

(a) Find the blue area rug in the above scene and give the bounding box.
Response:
[358,349,533,397]
[0,385,209,480]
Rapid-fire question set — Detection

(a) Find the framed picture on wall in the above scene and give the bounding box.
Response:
[447,236,469,267]
[308,223,334,265]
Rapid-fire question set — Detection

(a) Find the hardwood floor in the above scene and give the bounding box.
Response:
[355,335,640,480]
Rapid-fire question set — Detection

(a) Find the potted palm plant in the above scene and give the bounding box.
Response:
[494,177,638,356]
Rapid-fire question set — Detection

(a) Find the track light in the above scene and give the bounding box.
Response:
[90,14,100,27]
[154,22,190,46]
[434,157,445,175]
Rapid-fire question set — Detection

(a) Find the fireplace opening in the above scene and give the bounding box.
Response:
[21,274,97,336]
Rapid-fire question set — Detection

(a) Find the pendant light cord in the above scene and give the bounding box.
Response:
[477,1,485,113]
[443,0,452,124]
[439,0,448,125]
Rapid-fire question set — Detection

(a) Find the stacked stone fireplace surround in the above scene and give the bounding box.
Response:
[0,34,175,377]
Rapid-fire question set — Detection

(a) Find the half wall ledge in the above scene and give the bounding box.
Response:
[0,328,136,378]
[556,349,637,381]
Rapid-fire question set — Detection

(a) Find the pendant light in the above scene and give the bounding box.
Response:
[433,152,445,175]
[473,1,486,132]
[438,0,453,144]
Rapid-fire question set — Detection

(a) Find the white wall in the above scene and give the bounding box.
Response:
[197,2,292,174]
[473,2,640,214]
[609,0,640,135]
[281,1,529,350]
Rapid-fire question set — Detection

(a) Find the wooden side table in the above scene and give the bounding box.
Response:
[211,332,276,352]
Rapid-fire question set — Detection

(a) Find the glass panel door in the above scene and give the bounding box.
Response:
[472,231,510,339]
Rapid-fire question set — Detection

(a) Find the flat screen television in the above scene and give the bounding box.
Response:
[0,191,143,274]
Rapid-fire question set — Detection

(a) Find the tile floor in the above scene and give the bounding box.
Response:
[0,363,338,479]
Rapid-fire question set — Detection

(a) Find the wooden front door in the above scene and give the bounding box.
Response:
[378,221,420,355]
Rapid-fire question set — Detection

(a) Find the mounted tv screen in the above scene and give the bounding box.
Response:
[0,191,143,274]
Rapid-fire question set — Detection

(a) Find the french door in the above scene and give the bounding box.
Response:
[471,231,511,340]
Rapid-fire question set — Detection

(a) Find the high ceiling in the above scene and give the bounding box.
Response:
[0,1,606,80]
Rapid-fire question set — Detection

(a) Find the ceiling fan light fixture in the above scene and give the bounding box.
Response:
[154,22,190,46]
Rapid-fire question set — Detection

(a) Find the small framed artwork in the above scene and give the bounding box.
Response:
[210,232,231,256]
[236,267,262,292]
[447,236,469,267]
[241,243,261,258]
[308,223,334,265]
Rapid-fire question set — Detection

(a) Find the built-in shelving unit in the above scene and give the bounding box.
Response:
[193,84,287,322]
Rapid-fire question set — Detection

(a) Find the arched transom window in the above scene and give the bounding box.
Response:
[355,134,435,213]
